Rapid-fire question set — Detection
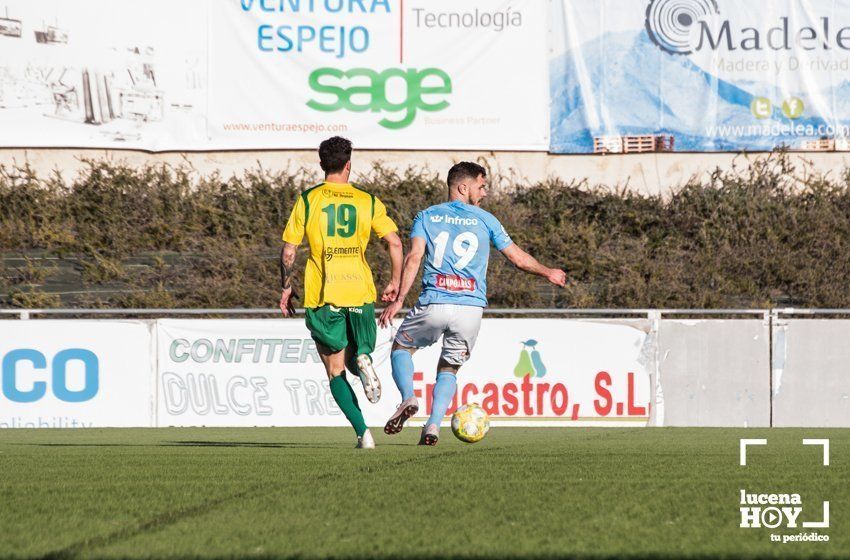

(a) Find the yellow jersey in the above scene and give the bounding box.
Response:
[282,182,398,308]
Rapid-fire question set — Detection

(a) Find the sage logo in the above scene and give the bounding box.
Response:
[644,0,719,55]
[307,67,452,129]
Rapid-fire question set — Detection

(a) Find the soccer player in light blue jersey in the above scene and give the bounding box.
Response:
[378,162,566,445]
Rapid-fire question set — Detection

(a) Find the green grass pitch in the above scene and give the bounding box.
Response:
[0,427,848,559]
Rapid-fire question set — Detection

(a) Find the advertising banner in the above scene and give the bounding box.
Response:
[409,319,652,427]
[156,319,398,427]
[0,0,208,150]
[0,320,155,428]
[156,318,651,428]
[0,0,548,150]
[210,0,548,150]
[551,0,850,153]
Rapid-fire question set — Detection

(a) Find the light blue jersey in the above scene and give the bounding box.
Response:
[410,201,513,307]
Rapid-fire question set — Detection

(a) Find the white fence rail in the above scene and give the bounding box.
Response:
[0,308,769,320]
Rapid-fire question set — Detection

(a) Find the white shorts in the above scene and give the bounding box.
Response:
[394,303,484,366]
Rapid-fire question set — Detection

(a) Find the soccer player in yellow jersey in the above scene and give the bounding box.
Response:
[279,136,403,449]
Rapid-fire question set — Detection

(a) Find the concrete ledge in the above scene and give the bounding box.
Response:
[2,149,849,197]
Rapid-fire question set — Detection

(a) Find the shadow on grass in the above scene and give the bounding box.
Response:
[167,440,425,448]
[16,441,341,449]
[165,440,339,449]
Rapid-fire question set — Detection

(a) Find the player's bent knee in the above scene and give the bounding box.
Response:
[436,359,461,374]
[319,348,347,380]
[391,341,417,354]
[439,348,469,370]
[315,341,344,356]
[324,367,347,380]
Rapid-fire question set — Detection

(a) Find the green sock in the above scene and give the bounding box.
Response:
[329,374,368,437]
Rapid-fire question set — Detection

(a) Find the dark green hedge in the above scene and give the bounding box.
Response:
[2,153,849,309]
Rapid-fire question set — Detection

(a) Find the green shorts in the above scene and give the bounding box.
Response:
[305,303,376,356]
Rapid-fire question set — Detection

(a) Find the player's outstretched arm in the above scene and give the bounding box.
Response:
[380,231,403,302]
[500,243,566,287]
[379,237,425,328]
[279,242,298,316]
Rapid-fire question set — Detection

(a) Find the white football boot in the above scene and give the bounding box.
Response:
[355,354,382,404]
[418,424,439,446]
[384,396,419,435]
[356,429,375,449]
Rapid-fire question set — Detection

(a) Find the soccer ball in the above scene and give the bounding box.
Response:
[451,403,490,443]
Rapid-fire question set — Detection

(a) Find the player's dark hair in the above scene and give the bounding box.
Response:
[447,162,486,189]
[318,136,352,174]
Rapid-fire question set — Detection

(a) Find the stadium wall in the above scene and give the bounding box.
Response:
[2,149,850,197]
[772,319,850,427]
[657,319,771,427]
[1,315,846,428]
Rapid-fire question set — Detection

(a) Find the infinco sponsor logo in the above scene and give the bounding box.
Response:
[430,214,478,226]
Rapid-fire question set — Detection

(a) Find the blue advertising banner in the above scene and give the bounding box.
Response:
[550,0,850,153]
